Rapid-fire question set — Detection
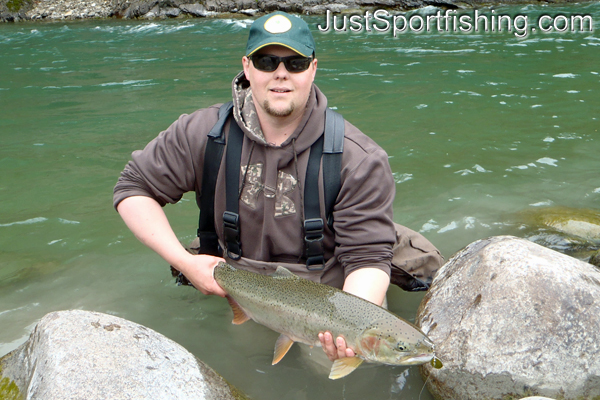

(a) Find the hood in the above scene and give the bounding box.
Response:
[231,71,328,155]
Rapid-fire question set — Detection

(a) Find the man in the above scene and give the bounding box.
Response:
[114,11,396,362]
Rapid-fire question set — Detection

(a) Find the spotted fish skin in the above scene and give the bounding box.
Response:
[213,262,435,379]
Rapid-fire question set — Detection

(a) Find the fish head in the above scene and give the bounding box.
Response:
[355,319,435,366]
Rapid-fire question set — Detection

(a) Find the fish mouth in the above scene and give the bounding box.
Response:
[398,353,434,365]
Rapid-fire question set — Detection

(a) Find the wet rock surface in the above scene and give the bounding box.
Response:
[0,310,249,400]
[417,236,600,400]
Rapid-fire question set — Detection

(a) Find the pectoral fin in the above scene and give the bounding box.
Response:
[272,334,295,365]
[226,296,250,325]
[329,357,364,380]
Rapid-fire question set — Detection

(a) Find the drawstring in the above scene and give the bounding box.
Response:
[292,138,306,264]
[238,140,256,199]
[291,138,304,223]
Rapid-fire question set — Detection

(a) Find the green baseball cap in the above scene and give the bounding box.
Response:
[246,11,316,58]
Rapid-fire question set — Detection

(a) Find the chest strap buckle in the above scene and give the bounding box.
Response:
[223,211,242,260]
[304,218,325,271]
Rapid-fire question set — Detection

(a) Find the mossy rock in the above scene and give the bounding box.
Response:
[0,377,23,400]
[514,207,600,258]
[0,364,24,400]
[0,0,34,20]
[5,0,26,12]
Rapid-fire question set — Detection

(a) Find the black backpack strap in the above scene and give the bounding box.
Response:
[303,135,325,270]
[322,108,344,228]
[223,117,244,260]
[303,108,345,270]
[197,101,233,256]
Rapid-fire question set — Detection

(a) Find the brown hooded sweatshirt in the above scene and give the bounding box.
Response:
[114,72,396,289]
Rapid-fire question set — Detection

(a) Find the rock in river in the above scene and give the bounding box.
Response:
[589,249,600,267]
[416,236,600,400]
[515,206,600,262]
[0,310,249,400]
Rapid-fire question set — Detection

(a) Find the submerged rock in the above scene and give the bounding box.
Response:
[589,249,600,267]
[0,310,249,400]
[520,206,600,240]
[515,206,600,263]
[417,236,600,400]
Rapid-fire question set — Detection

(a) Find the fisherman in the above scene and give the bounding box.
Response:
[114,11,429,363]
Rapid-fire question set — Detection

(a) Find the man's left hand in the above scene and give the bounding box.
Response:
[317,267,389,361]
[318,331,355,361]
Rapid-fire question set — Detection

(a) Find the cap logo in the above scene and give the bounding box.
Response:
[264,15,292,34]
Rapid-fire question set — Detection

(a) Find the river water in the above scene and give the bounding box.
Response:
[0,4,599,399]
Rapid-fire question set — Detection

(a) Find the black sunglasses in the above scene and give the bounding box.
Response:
[249,54,313,73]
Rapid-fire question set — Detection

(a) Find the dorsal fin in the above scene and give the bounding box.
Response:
[271,266,298,279]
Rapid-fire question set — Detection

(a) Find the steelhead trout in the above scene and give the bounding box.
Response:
[213,262,436,379]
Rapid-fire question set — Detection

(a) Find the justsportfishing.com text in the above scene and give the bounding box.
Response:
[317,9,594,38]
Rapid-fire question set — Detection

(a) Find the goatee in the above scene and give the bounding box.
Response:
[263,100,295,118]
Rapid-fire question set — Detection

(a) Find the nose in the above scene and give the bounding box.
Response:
[272,59,289,79]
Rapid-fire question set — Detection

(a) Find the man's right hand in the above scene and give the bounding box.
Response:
[175,254,228,297]
[117,196,227,298]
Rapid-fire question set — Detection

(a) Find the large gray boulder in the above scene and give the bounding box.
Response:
[0,310,248,400]
[417,236,600,400]
[519,397,557,400]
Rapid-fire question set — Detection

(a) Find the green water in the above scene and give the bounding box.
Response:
[1,5,599,399]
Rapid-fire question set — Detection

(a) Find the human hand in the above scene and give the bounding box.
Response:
[176,254,227,297]
[318,331,355,361]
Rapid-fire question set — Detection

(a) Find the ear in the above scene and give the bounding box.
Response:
[310,57,318,81]
[242,56,251,80]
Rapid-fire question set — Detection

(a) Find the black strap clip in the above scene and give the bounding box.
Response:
[223,211,242,260]
[196,231,222,257]
[304,218,325,270]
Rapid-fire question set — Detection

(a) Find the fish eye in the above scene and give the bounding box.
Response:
[396,344,406,351]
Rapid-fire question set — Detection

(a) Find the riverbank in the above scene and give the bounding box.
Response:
[0,0,589,22]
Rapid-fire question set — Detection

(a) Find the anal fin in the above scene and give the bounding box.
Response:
[272,334,295,365]
[226,295,250,325]
[329,357,364,380]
